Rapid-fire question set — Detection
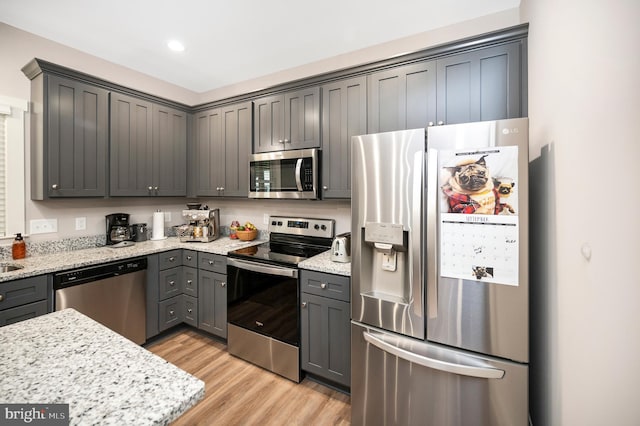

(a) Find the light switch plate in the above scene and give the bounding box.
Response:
[164,212,171,222]
[30,218,58,234]
[75,217,86,231]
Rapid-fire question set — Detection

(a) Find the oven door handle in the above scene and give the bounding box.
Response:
[228,258,298,278]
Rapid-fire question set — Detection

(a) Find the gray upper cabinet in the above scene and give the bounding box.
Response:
[436,41,523,124]
[367,61,437,133]
[254,87,320,153]
[152,104,187,196]
[31,74,109,199]
[193,102,251,197]
[321,76,367,199]
[110,93,187,196]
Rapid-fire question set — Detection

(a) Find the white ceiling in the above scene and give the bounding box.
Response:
[0,0,518,93]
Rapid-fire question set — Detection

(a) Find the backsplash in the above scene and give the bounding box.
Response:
[0,225,265,262]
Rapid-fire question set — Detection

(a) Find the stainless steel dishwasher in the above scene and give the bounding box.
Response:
[54,257,147,344]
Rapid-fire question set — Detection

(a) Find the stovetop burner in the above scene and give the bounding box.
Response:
[227,216,335,267]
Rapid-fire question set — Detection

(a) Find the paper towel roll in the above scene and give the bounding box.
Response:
[152,211,165,240]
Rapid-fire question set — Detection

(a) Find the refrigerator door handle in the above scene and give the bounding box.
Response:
[363,331,505,379]
[426,148,439,318]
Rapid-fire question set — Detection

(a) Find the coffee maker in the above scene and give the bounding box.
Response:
[179,208,220,242]
[106,213,132,245]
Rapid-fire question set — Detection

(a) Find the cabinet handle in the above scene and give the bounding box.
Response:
[323,185,328,190]
[320,283,327,289]
[0,294,4,302]
[221,282,226,287]
[188,308,193,314]
[169,280,175,286]
[51,184,59,190]
[154,186,158,191]
[216,187,220,191]
[278,139,284,144]
[284,138,289,144]
[186,255,192,261]
[169,310,175,316]
[220,187,224,191]
[169,256,176,262]
[256,321,264,327]
[428,122,434,127]
[438,121,444,125]
[187,279,192,285]
[302,301,307,308]
[148,186,153,191]
[208,260,214,265]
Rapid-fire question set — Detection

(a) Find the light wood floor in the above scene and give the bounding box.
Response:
[145,326,351,425]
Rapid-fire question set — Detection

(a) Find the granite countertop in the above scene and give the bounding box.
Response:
[0,236,264,283]
[298,250,351,277]
[0,308,204,425]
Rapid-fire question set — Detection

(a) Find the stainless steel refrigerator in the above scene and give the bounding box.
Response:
[351,118,529,426]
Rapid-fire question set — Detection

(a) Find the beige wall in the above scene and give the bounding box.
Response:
[522,0,640,424]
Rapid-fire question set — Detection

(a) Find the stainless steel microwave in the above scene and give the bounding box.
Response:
[249,148,319,199]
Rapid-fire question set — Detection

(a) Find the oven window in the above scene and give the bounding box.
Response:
[250,158,299,192]
[227,265,299,346]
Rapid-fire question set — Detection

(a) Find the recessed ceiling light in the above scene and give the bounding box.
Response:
[167,40,185,52]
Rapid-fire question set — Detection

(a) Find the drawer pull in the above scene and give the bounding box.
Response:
[221,282,226,287]
[187,280,193,285]
[186,255,192,261]
[302,302,307,308]
[256,321,264,327]
[168,256,176,262]
[320,283,327,289]
[188,308,193,314]
[208,260,214,265]
[169,280,175,286]
[0,294,4,302]
[169,310,175,316]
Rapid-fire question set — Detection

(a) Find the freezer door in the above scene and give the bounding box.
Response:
[351,322,528,426]
[425,118,529,362]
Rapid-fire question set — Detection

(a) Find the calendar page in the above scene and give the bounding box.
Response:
[438,146,520,286]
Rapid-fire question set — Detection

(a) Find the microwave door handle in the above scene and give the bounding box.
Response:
[295,158,303,191]
[362,331,505,380]
[227,258,298,278]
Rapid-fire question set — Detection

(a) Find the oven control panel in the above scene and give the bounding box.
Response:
[268,216,335,239]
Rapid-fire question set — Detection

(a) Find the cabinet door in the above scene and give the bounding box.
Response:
[301,293,351,387]
[285,87,321,150]
[152,104,187,196]
[46,75,108,197]
[220,102,252,197]
[0,275,48,311]
[194,108,223,196]
[368,61,436,133]
[321,76,366,198]
[198,269,227,338]
[436,42,523,125]
[158,295,182,332]
[253,94,284,153]
[110,92,153,196]
[159,267,182,301]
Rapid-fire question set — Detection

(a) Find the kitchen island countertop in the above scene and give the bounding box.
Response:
[0,308,204,425]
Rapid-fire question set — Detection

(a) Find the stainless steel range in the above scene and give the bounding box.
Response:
[226,216,335,382]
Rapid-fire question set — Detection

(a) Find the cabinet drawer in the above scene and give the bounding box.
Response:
[0,275,48,311]
[300,270,350,302]
[183,295,198,327]
[159,250,182,270]
[198,252,226,274]
[159,268,182,300]
[158,295,182,332]
[0,300,48,327]
[182,250,197,268]
[183,267,198,297]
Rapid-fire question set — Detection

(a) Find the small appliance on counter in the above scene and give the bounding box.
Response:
[106,213,132,245]
[331,232,351,263]
[130,223,148,242]
[179,207,220,242]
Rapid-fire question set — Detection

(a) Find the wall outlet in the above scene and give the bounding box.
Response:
[30,218,58,234]
[263,214,269,225]
[164,212,171,222]
[75,217,87,231]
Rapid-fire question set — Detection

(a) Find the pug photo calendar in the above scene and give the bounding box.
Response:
[438,146,520,286]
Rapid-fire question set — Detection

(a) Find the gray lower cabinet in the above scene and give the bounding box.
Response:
[28,73,109,199]
[300,270,351,388]
[321,76,367,199]
[193,102,251,197]
[197,253,227,338]
[0,275,49,326]
[110,92,187,196]
[254,87,320,153]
